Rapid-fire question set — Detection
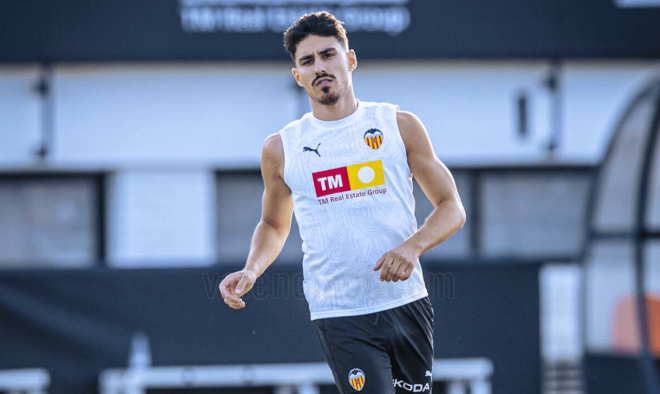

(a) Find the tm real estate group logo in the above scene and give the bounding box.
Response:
[178,0,411,35]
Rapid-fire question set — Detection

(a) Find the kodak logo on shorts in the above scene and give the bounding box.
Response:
[313,160,385,197]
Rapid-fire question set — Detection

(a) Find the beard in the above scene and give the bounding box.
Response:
[317,86,340,105]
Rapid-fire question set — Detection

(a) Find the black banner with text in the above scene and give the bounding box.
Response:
[1,0,660,62]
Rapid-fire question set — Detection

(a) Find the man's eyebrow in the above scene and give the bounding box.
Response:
[297,47,337,63]
[319,48,337,55]
[298,54,314,63]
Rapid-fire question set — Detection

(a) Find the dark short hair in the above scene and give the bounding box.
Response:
[283,11,349,63]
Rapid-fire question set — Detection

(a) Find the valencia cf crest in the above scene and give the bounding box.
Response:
[348,368,365,391]
[364,128,383,150]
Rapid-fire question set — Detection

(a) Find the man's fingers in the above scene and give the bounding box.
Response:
[381,259,413,282]
[222,278,244,308]
[235,274,252,295]
[376,247,418,282]
[225,297,245,309]
[390,265,400,282]
[219,273,245,304]
[392,264,407,282]
[219,275,238,298]
[219,270,258,309]
[385,261,400,282]
[224,297,245,309]
[373,255,386,271]
[379,258,394,281]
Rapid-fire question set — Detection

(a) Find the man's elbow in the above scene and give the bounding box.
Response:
[432,197,466,236]
[454,200,467,231]
[261,218,291,238]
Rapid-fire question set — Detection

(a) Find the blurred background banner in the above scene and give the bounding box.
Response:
[1,0,660,63]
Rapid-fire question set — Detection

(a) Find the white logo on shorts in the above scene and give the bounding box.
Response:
[393,379,431,392]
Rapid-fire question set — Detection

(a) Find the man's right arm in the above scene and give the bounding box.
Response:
[219,133,293,309]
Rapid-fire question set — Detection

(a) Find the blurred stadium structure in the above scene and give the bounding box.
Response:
[1,1,660,394]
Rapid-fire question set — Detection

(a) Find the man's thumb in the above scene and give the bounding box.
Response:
[235,275,248,295]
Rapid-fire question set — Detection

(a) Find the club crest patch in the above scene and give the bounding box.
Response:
[348,368,365,391]
[364,128,383,150]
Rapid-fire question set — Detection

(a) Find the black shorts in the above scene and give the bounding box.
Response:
[313,297,434,394]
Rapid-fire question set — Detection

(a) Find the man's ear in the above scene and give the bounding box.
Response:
[348,50,357,71]
[292,68,303,87]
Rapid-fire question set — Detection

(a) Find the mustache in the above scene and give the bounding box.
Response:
[313,74,335,86]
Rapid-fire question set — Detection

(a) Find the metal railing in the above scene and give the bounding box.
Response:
[0,369,50,394]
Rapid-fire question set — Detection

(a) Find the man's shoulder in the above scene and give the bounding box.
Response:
[360,100,398,109]
[278,113,312,135]
[395,110,419,124]
[359,101,400,117]
[262,133,284,166]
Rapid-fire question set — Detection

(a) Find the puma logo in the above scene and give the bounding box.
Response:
[303,143,321,157]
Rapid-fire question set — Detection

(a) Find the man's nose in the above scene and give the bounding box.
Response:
[314,60,326,74]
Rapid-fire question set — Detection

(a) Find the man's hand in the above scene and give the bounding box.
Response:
[219,270,257,309]
[373,244,420,282]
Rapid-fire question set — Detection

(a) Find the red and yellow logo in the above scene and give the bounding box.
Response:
[312,160,385,198]
[364,128,383,150]
[348,368,365,391]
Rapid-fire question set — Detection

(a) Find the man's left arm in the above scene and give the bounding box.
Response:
[374,110,466,282]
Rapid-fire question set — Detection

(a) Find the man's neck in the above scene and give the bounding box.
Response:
[310,90,358,121]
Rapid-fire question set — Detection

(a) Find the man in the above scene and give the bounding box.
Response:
[220,11,465,394]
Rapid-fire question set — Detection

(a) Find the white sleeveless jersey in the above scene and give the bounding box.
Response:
[279,101,428,320]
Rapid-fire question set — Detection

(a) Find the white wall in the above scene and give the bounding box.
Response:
[0,66,41,165]
[2,61,658,167]
[356,61,554,163]
[53,62,299,167]
[0,60,658,266]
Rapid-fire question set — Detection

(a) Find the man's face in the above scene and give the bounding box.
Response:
[292,35,356,105]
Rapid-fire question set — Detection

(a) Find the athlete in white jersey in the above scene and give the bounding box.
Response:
[279,100,429,320]
[220,12,465,394]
